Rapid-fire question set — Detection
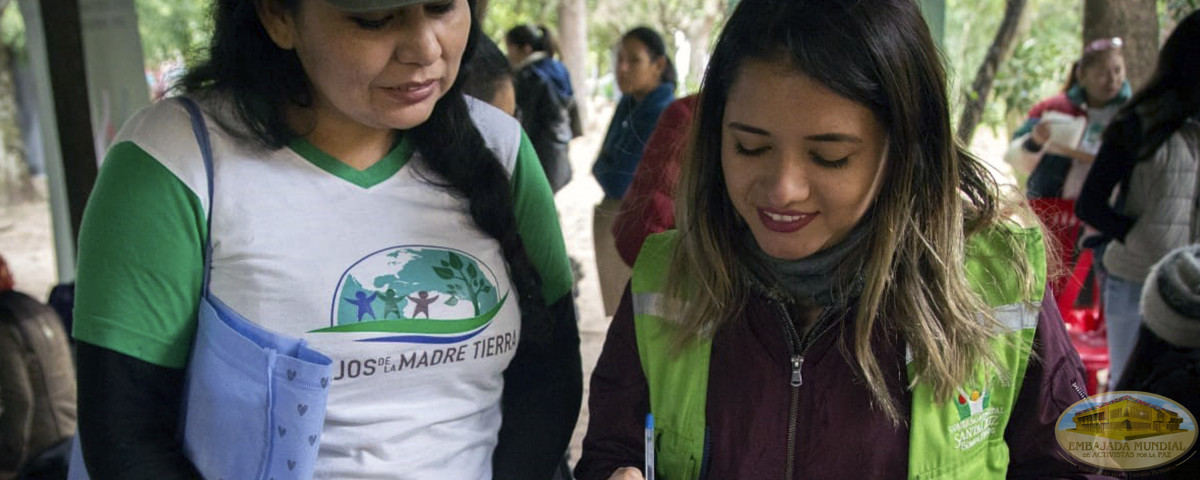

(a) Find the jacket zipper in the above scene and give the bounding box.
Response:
[1071,380,1088,400]
[775,302,839,479]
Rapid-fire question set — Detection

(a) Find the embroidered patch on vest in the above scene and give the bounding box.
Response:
[949,381,1002,450]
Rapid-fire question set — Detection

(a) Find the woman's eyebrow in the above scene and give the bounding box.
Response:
[729,122,863,144]
[805,133,863,143]
[727,122,769,136]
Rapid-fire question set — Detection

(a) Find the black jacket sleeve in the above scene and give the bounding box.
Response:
[515,69,573,193]
[1076,114,1141,241]
[493,293,583,480]
[75,341,202,480]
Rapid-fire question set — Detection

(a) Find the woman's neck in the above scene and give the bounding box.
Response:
[1085,94,1109,109]
[288,105,396,171]
[631,82,662,103]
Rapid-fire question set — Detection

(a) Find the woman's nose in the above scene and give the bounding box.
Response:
[761,157,810,206]
[393,15,440,66]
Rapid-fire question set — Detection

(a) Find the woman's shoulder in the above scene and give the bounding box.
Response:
[113,98,194,146]
[964,223,1047,306]
[108,98,213,180]
[464,95,523,173]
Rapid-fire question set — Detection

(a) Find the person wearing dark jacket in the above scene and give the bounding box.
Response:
[612,94,697,267]
[1115,244,1200,479]
[576,1,1107,479]
[591,26,676,317]
[1076,10,1200,386]
[506,24,578,193]
[0,253,76,480]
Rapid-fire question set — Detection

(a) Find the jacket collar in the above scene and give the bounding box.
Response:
[1067,81,1132,109]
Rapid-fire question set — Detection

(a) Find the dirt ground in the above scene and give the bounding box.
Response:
[0,100,1015,468]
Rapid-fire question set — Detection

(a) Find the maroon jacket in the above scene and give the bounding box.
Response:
[575,286,1117,480]
[612,95,698,266]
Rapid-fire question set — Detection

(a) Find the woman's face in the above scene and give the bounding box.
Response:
[615,36,665,100]
[1078,52,1126,106]
[721,60,888,261]
[259,0,470,135]
[505,39,532,66]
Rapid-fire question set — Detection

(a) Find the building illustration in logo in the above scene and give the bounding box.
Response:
[311,246,507,344]
[1070,395,1186,440]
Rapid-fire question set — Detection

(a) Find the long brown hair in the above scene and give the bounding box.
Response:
[666,0,1040,422]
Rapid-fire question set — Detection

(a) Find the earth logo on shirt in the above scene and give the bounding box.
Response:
[1055,391,1196,472]
[311,246,507,344]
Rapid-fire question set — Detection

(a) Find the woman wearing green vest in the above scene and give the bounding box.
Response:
[576,1,1108,479]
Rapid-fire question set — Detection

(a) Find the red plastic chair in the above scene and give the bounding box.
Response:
[1028,197,1108,394]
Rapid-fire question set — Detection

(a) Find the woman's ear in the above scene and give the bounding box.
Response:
[257,0,297,50]
[652,56,667,80]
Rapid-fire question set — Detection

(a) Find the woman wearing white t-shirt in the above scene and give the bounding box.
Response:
[71,1,580,479]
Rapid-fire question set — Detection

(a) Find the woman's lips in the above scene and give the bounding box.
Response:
[382,80,437,104]
[757,208,817,233]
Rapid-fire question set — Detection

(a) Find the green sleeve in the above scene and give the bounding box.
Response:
[73,142,206,369]
[511,131,574,305]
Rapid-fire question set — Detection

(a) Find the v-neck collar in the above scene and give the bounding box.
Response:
[287,134,414,189]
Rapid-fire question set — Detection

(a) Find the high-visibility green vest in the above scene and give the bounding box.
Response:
[631,227,1046,479]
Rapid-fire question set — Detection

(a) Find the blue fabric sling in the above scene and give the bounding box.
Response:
[69,97,334,480]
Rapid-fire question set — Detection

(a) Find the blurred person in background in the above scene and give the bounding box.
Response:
[591,26,676,317]
[462,35,517,116]
[506,24,580,193]
[1,253,76,480]
[1077,9,1200,387]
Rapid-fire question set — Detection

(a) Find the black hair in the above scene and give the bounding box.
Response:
[1061,60,1080,93]
[461,35,514,106]
[622,26,677,86]
[505,24,559,59]
[694,0,995,229]
[177,0,551,346]
[678,0,1013,421]
[178,0,307,148]
[1108,9,1200,162]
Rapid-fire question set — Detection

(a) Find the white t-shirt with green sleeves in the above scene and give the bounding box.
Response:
[73,95,573,479]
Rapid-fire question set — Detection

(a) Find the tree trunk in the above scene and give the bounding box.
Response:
[558,0,589,127]
[956,0,1028,146]
[1084,0,1158,91]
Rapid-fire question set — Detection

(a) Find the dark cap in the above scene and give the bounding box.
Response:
[325,0,445,13]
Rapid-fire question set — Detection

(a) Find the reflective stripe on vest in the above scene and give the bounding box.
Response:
[631,227,1046,480]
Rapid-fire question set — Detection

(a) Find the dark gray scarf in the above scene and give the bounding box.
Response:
[742,221,869,307]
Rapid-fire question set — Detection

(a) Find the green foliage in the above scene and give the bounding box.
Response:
[989,0,1080,133]
[481,0,557,48]
[1162,0,1199,24]
[483,0,728,97]
[134,0,210,68]
[1,2,26,56]
[946,0,1080,137]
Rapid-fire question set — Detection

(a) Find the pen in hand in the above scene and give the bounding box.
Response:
[645,413,655,480]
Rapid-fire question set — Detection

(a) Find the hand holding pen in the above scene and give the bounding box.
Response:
[605,413,655,480]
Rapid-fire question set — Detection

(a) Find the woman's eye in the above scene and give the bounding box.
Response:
[734,143,769,156]
[351,15,393,30]
[810,152,849,169]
